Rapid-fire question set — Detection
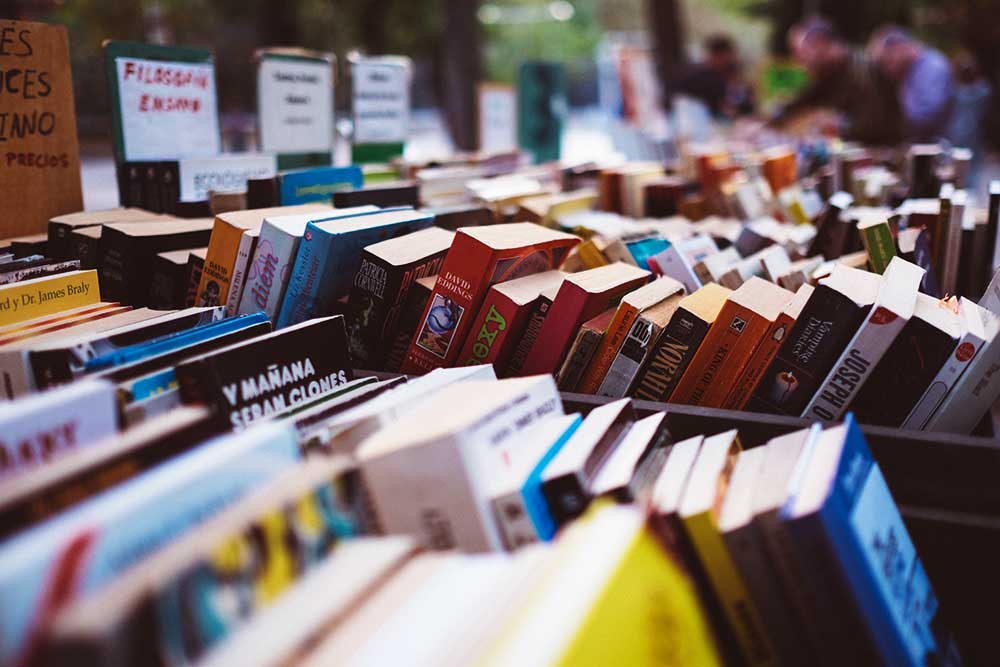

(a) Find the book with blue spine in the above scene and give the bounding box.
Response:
[0,421,300,667]
[624,236,669,270]
[277,208,434,328]
[279,165,364,205]
[781,414,955,667]
[520,413,582,541]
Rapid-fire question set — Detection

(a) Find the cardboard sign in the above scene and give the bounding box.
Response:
[104,42,221,162]
[257,49,334,156]
[0,20,83,237]
[351,56,411,145]
[478,83,517,153]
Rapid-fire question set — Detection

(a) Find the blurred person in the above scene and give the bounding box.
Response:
[770,17,902,145]
[867,26,955,143]
[947,50,992,185]
[671,34,756,121]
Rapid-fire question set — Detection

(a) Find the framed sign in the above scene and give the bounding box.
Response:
[0,20,83,236]
[256,48,334,169]
[350,55,412,164]
[477,83,517,154]
[104,41,221,163]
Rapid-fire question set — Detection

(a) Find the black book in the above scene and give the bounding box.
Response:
[505,284,557,377]
[247,176,279,209]
[424,203,494,230]
[48,209,155,261]
[897,226,941,298]
[185,249,208,309]
[745,265,880,416]
[174,200,213,218]
[116,162,145,207]
[0,259,79,285]
[806,192,853,260]
[176,315,354,429]
[9,234,48,258]
[540,398,635,527]
[850,293,960,427]
[908,144,941,199]
[975,180,1000,298]
[70,226,103,270]
[141,162,164,213]
[159,160,181,215]
[149,247,206,310]
[333,181,419,209]
[98,219,214,306]
[383,274,436,373]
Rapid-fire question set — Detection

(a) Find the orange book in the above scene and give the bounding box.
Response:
[761,146,797,194]
[575,277,685,394]
[668,277,794,407]
[722,284,814,410]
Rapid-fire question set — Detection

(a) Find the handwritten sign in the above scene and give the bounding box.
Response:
[478,83,517,153]
[257,51,334,155]
[352,57,411,145]
[0,20,83,236]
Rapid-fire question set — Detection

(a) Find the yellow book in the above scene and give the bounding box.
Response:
[0,270,100,327]
[577,239,609,269]
[679,431,779,667]
[483,503,720,667]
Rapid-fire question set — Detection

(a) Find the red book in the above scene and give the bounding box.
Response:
[401,223,578,373]
[520,262,651,376]
[456,269,566,375]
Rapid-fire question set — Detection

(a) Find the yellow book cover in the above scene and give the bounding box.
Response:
[577,239,609,269]
[0,270,100,327]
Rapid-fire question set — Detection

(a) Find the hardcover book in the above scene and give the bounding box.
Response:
[631,283,730,403]
[401,223,579,373]
[279,208,436,328]
[456,269,566,375]
[555,307,615,391]
[745,265,881,416]
[0,270,100,327]
[176,315,353,429]
[802,257,924,421]
[347,227,454,368]
[520,262,651,376]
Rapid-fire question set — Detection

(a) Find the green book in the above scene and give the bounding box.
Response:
[857,217,897,274]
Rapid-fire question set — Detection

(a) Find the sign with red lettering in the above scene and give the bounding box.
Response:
[104,41,220,163]
[0,20,83,237]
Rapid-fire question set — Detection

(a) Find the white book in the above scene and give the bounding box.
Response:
[695,245,740,285]
[589,411,664,497]
[223,229,258,316]
[0,380,117,482]
[902,297,987,430]
[980,263,1000,316]
[358,375,563,552]
[236,205,378,321]
[802,257,925,421]
[176,154,277,203]
[648,234,717,293]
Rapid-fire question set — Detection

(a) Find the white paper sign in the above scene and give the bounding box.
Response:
[115,57,221,161]
[257,58,333,154]
[478,84,517,153]
[352,59,410,144]
[178,154,277,202]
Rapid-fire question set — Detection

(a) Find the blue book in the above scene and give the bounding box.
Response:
[276,208,434,328]
[0,421,300,667]
[84,312,270,372]
[521,413,582,541]
[625,236,669,270]
[279,166,364,205]
[781,414,952,667]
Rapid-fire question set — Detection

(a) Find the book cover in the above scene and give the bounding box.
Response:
[47,208,157,260]
[555,307,614,391]
[0,270,100,327]
[185,249,207,308]
[384,275,436,373]
[222,228,259,316]
[520,263,651,377]
[857,217,896,274]
[347,227,454,368]
[0,260,80,286]
[745,266,881,416]
[518,414,584,542]
[505,284,558,378]
[69,225,103,270]
[148,247,205,310]
[807,192,853,260]
[279,208,436,329]
[401,223,579,373]
[646,234,718,293]
[236,205,378,323]
[279,165,364,205]
[802,258,924,421]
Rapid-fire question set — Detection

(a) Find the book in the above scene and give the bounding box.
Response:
[940,189,966,298]
[669,278,794,408]
[723,283,814,410]
[555,307,615,391]
[425,203,494,230]
[589,411,667,499]
[857,215,896,274]
[0,270,100,327]
[0,380,117,483]
[160,153,278,206]
[783,417,953,666]
[520,263,651,376]
[279,165,365,204]
[47,208,160,260]
[401,223,579,373]
[505,284,558,377]
[0,259,80,286]
[0,421,301,667]
[235,205,379,323]
[195,204,330,310]
[802,257,924,421]
[184,248,207,307]
[148,247,206,310]
[279,208,436,328]
[630,283,730,403]
[346,227,454,368]
[456,269,566,375]
[99,219,215,307]
[693,246,740,285]
[359,375,563,552]
[221,227,259,316]
[678,429,778,666]
[902,297,989,430]
[576,277,686,394]
[384,275,436,373]
[333,181,420,209]
[852,294,963,427]
[598,290,687,398]
[745,265,881,416]
[540,398,634,528]
[807,191,853,260]
[176,315,353,430]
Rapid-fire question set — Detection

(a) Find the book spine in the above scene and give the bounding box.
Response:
[384,281,434,373]
[723,313,793,410]
[631,307,710,402]
[541,470,592,528]
[924,332,1000,434]
[276,225,323,328]
[576,303,639,394]
[185,253,205,308]
[0,261,79,285]
[505,294,553,377]
[142,162,164,213]
[596,315,658,398]
[903,329,984,430]
[0,351,33,399]
[160,161,180,215]
[456,293,521,372]
[492,490,540,550]
[238,226,298,322]
[197,221,244,308]
[98,230,132,303]
[859,222,896,274]
[346,252,399,367]
[555,326,603,391]
[0,271,100,327]
[224,233,257,316]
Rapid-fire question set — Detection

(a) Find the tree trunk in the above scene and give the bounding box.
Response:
[646,0,686,108]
